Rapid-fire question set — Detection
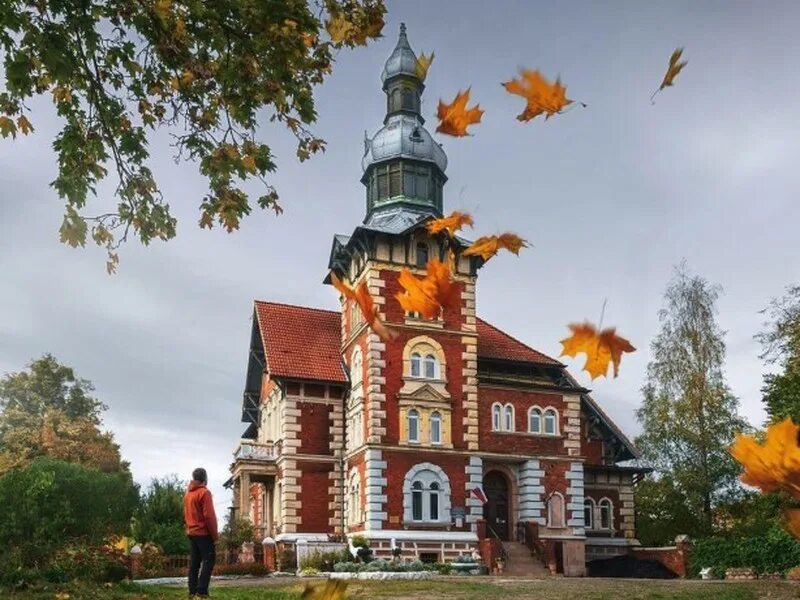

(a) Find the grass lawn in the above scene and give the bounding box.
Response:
[4,577,800,600]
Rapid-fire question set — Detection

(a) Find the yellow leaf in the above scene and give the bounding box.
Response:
[415,51,434,81]
[502,69,575,122]
[730,419,800,499]
[242,155,257,173]
[52,86,72,105]
[652,47,688,103]
[436,89,483,137]
[16,115,33,135]
[0,115,16,139]
[559,322,636,379]
[302,579,348,600]
[462,233,528,262]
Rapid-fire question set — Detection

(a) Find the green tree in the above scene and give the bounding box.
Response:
[757,285,800,423]
[0,354,127,474]
[132,476,188,554]
[634,475,703,546]
[0,457,138,567]
[0,0,385,271]
[636,263,750,533]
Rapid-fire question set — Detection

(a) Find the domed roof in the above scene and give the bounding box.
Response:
[362,114,447,173]
[380,23,419,84]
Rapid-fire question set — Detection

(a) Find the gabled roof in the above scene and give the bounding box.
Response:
[254,301,347,383]
[476,318,561,365]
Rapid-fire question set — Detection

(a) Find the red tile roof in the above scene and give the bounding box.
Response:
[254,301,347,383]
[476,318,560,365]
[253,301,559,383]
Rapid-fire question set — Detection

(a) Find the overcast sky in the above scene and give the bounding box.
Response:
[1,1,799,516]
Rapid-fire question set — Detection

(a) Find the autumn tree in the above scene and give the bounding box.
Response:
[0,354,127,474]
[0,0,385,271]
[757,286,800,423]
[635,263,750,533]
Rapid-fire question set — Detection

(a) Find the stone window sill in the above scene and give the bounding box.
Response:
[490,430,562,439]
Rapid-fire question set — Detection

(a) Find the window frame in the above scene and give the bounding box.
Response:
[503,404,515,432]
[599,498,613,530]
[528,407,542,433]
[543,408,558,435]
[410,352,422,378]
[407,409,420,443]
[583,498,595,530]
[547,492,565,528]
[492,403,502,432]
[430,411,442,445]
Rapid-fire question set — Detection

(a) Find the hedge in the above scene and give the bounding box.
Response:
[690,527,800,577]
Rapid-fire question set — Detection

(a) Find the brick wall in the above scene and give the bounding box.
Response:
[299,462,334,533]
[478,386,569,455]
[299,402,333,455]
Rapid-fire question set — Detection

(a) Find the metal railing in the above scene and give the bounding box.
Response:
[234,441,276,461]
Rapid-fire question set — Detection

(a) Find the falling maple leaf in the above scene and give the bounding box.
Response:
[784,508,800,540]
[730,419,800,499]
[396,259,460,320]
[426,211,473,238]
[651,48,687,103]
[559,322,636,379]
[462,233,528,261]
[415,51,434,80]
[331,272,396,341]
[503,69,580,122]
[302,579,348,600]
[436,89,484,137]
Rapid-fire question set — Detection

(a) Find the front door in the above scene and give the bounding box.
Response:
[483,471,510,541]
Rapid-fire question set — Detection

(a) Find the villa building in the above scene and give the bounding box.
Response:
[228,24,648,576]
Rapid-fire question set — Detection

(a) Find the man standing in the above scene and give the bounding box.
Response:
[184,467,219,598]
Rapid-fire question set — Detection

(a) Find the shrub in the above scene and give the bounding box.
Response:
[333,561,359,572]
[276,547,297,572]
[39,545,128,583]
[406,560,424,572]
[362,558,390,572]
[132,476,188,555]
[213,562,268,577]
[300,567,321,576]
[690,527,800,577]
[301,550,348,572]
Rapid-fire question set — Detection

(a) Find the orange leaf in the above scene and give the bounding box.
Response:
[331,272,396,342]
[730,419,800,499]
[436,89,483,137]
[426,211,474,238]
[395,260,460,320]
[652,48,687,103]
[462,233,528,261]
[502,69,574,122]
[302,579,348,600]
[784,508,800,540]
[559,322,635,379]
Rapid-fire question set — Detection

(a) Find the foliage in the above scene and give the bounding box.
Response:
[0,0,385,268]
[333,561,359,572]
[635,262,751,530]
[40,545,129,584]
[331,558,433,573]
[132,476,187,555]
[396,259,460,319]
[713,492,782,539]
[299,566,321,576]
[0,354,126,475]
[213,562,268,577]
[689,527,800,577]
[276,546,297,572]
[300,549,351,572]
[331,272,396,342]
[0,458,138,583]
[220,516,255,548]
[634,475,704,546]
[435,89,483,137]
[560,321,636,380]
[757,285,800,423]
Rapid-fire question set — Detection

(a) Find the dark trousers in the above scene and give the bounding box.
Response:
[188,535,216,596]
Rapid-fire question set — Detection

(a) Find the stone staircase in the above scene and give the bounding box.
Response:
[500,541,550,577]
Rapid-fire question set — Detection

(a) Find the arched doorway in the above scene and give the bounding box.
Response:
[483,471,510,541]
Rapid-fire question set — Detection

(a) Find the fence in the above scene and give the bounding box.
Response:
[296,541,347,571]
[129,543,266,579]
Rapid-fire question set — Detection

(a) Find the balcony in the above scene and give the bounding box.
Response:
[233,440,276,462]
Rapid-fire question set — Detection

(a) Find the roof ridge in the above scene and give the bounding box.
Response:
[254,299,339,316]
[476,317,561,365]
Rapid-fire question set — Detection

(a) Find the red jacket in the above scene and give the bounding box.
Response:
[184,480,219,540]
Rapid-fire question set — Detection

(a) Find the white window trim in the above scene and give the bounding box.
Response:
[598,497,614,531]
[430,411,442,445]
[407,409,420,443]
[547,492,566,528]
[503,404,515,432]
[348,470,361,525]
[583,497,595,530]
[543,408,559,436]
[351,347,363,386]
[528,406,542,433]
[402,463,451,524]
[491,403,502,431]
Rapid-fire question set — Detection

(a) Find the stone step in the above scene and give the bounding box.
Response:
[499,542,550,577]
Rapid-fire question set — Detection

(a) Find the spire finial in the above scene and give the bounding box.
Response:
[399,22,406,36]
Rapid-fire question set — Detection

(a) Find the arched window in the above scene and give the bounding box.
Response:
[528,408,542,433]
[430,411,442,445]
[504,404,515,432]
[492,404,502,431]
[404,464,451,524]
[544,408,558,435]
[351,347,363,385]
[547,493,565,528]
[410,352,422,378]
[408,409,419,443]
[583,498,595,530]
[411,481,423,521]
[423,354,437,379]
[599,498,613,530]
[429,482,440,520]
[349,471,361,524]
[416,242,429,267]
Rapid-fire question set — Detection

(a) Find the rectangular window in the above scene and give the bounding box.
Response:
[416,168,428,199]
[429,492,439,520]
[430,418,441,444]
[389,164,401,196]
[412,491,423,521]
[377,169,388,199]
[403,170,415,197]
